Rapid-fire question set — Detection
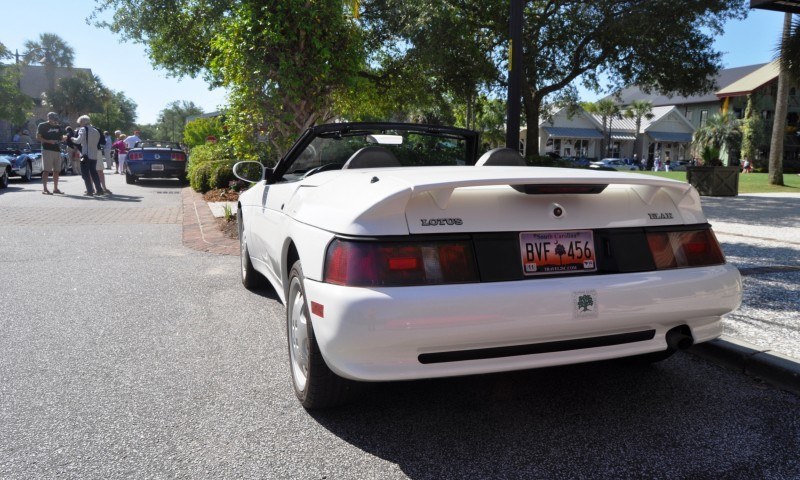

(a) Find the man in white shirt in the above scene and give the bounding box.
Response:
[124,129,141,151]
[70,115,106,196]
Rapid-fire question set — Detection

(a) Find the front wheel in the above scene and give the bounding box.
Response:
[0,170,8,188]
[23,162,32,182]
[286,260,358,409]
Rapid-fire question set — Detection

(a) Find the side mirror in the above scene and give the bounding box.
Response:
[233,161,271,183]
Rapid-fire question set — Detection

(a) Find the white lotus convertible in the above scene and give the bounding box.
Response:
[234,122,742,409]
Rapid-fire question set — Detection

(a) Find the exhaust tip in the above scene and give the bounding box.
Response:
[666,326,694,350]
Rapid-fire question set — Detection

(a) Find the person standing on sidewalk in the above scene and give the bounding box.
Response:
[103,131,113,170]
[35,112,65,195]
[70,115,105,196]
[113,133,128,175]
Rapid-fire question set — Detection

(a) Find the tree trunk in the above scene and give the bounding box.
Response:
[768,12,791,186]
[522,89,541,159]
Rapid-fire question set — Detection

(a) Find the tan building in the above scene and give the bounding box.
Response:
[1,64,93,141]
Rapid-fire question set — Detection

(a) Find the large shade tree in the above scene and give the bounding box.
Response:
[21,33,75,94]
[94,0,364,158]
[360,0,747,158]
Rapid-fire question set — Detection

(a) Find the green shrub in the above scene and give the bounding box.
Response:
[187,143,239,192]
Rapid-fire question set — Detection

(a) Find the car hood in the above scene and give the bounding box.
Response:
[285,166,705,236]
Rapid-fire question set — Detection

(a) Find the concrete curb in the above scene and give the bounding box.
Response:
[689,336,800,396]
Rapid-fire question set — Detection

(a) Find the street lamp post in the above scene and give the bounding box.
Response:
[506,0,523,152]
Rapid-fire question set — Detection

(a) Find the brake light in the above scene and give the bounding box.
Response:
[646,229,725,269]
[171,152,186,161]
[324,239,478,286]
[128,152,142,161]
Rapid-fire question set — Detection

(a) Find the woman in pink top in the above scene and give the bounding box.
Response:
[113,134,128,175]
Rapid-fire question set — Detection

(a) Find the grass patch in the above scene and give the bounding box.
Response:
[630,171,800,194]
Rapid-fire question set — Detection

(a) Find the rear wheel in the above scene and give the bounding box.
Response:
[287,260,358,409]
[0,169,8,188]
[125,172,136,184]
[238,209,265,290]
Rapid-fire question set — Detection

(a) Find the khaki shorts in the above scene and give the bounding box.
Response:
[42,150,62,172]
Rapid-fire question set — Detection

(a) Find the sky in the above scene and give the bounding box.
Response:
[1,1,790,124]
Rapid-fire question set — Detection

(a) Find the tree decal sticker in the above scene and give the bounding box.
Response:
[577,294,594,312]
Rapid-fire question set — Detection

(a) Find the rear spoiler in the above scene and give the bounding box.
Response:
[406,170,696,210]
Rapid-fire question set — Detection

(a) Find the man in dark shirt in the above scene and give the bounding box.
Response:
[36,112,65,195]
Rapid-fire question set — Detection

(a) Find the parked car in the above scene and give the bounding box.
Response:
[234,122,742,409]
[0,155,10,188]
[124,141,188,184]
[0,142,43,181]
[562,156,592,167]
[670,160,693,171]
[589,158,638,171]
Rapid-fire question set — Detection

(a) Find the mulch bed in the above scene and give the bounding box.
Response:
[203,188,240,203]
[216,217,239,239]
[204,188,240,239]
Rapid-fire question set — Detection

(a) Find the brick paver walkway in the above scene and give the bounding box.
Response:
[181,187,239,256]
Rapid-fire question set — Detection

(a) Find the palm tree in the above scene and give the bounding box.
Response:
[623,100,654,163]
[585,99,620,158]
[768,13,797,186]
[692,112,741,166]
[779,14,799,86]
[21,33,75,95]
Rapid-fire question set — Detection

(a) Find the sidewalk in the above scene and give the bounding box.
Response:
[181,188,238,256]
[692,192,800,395]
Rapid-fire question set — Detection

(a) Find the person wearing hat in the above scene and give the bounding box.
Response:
[69,114,106,196]
[36,112,65,195]
[19,129,33,144]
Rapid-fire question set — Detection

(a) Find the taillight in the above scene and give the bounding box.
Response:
[646,229,725,269]
[171,153,186,161]
[128,152,142,161]
[324,239,479,286]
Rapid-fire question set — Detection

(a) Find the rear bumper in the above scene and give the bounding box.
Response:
[303,264,742,381]
[126,161,186,178]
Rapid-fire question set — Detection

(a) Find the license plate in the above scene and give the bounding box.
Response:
[151,164,164,171]
[519,230,596,276]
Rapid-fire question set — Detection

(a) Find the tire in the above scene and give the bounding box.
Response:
[0,170,8,189]
[125,172,137,184]
[238,209,265,290]
[287,260,358,409]
[23,162,32,182]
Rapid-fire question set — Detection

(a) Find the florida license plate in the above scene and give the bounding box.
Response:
[519,230,597,276]
[151,164,164,171]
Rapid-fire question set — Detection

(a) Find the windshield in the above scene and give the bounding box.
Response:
[285,130,471,176]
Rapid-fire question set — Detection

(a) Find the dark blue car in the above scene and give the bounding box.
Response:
[125,141,188,184]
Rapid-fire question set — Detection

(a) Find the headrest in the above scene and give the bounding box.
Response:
[342,146,401,169]
[475,147,526,166]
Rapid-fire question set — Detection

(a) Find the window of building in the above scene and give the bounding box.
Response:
[574,139,589,157]
[685,110,693,122]
[700,110,708,127]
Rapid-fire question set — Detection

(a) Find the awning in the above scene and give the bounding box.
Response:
[610,133,636,141]
[648,131,693,143]
[542,127,603,139]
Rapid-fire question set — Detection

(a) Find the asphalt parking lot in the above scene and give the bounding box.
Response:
[1,174,798,479]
